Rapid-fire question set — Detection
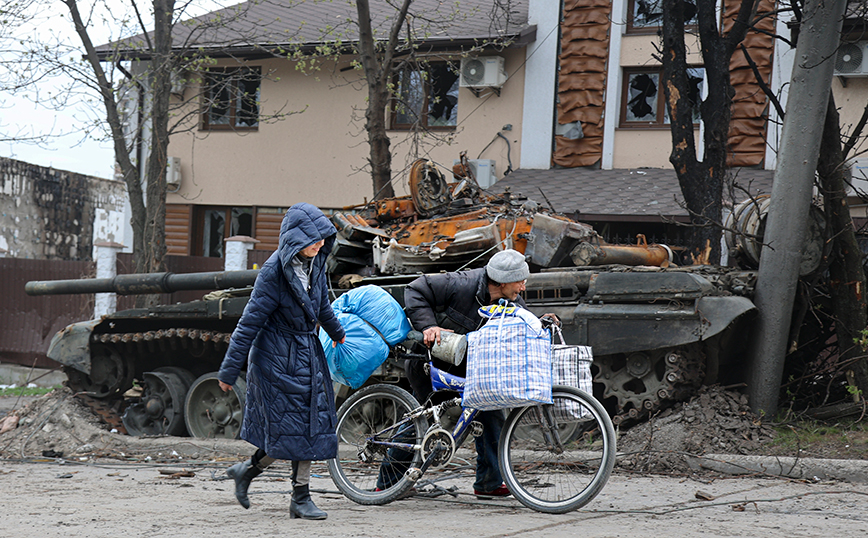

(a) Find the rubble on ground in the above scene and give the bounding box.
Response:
[616,385,777,474]
[2,384,778,474]
[0,387,249,461]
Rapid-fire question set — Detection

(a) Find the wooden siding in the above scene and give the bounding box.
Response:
[554,0,612,168]
[166,204,192,255]
[724,0,776,167]
[254,210,283,253]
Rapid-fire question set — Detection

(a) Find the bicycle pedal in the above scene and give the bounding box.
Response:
[404,467,423,481]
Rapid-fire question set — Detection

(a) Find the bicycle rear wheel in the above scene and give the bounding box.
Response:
[499,385,616,514]
[327,384,428,505]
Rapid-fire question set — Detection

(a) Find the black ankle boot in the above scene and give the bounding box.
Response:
[226,459,263,509]
[290,484,327,520]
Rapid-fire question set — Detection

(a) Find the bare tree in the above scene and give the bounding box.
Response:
[295,0,519,200]
[658,0,758,263]
[6,1,291,280]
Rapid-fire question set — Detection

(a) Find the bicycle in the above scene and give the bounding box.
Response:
[327,335,616,514]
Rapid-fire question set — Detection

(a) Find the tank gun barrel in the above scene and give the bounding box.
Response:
[25,270,260,296]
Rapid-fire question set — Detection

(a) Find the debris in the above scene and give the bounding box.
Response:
[617,385,776,474]
[42,449,64,458]
[159,469,195,479]
[0,414,19,434]
[695,490,715,501]
[329,156,672,278]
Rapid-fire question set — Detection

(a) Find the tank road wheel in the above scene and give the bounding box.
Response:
[122,369,193,436]
[596,344,704,425]
[64,346,134,398]
[184,372,247,439]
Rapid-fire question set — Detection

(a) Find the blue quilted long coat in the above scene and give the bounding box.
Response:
[218,203,346,461]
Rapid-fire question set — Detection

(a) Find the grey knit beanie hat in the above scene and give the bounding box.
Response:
[485,249,530,283]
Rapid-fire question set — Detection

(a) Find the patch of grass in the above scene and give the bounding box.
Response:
[0,385,61,397]
[766,419,868,459]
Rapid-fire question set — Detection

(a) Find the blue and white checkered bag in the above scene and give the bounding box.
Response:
[551,325,594,420]
[463,303,553,411]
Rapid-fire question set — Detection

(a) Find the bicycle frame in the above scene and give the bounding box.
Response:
[358,365,473,462]
[359,362,566,471]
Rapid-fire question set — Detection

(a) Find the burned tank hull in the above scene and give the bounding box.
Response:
[29,263,757,435]
[25,154,767,435]
[30,272,260,438]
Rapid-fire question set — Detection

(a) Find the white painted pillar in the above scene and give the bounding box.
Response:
[224,236,259,271]
[93,241,125,319]
[602,0,627,170]
[520,0,561,169]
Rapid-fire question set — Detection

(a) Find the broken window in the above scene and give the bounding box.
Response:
[201,67,260,130]
[391,61,459,130]
[195,206,254,257]
[627,0,697,33]
[620,67,704,127]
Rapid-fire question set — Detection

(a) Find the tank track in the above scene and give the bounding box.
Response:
[93,328,232,355]
[596,344,705,426]
[75,394,128,435]
[65,328,233,436]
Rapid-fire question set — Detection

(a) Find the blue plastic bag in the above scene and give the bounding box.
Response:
[320,285,411,388]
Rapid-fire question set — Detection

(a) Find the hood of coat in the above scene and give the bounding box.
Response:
[278,203,336,287]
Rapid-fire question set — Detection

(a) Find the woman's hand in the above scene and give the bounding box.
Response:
[332,335,346,348]
[218,381,232,392]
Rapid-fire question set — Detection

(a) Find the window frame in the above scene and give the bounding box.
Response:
[192,205,255,257]
[619,67,704,129]
[200,67,261,131]
[626,0,698,35]
[389,60,460,131]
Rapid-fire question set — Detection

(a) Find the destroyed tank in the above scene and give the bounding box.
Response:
[26,251,760,435]
[28,156,813,435]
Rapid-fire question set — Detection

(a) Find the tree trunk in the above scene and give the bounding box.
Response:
[140,0,173,277]
[356,0,405,200]
[64,0,147,265]
[818,95,868,394]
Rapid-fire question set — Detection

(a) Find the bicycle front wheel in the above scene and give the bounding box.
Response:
[327,384,428,505]
[499,385,616,513]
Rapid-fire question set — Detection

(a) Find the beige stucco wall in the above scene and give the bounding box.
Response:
[619,33,703,67]
[613,34,702,169]
[167,49,525,209]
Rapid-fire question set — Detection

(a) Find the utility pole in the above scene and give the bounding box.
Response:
[746,0,847,416]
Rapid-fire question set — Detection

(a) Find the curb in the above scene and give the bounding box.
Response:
[685,454,868,483]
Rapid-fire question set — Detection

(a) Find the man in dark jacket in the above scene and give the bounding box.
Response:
[218,203,346,519]
[403,248,530,498]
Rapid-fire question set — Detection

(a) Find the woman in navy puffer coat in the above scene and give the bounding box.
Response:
[217,203,345,520]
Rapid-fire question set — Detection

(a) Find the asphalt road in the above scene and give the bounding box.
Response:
[1,458,866,538]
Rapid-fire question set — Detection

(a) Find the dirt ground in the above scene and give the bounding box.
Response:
[2,384,866,475]
[2,443,868,538]
[2,387,868,537]
[1,384,866,467]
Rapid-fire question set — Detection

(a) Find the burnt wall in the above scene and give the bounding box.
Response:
[0,157,126,260]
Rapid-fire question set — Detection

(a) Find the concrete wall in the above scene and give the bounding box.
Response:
[0,157,127,260]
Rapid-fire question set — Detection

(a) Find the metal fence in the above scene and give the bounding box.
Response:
[0,258,94,369]
[1,252,271,370]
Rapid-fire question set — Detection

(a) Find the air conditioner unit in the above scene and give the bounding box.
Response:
[848,158,868,194]
[834,42,868,76]
[459,56,507,89]
[166,157,182,190]
[453,159,496,189]
[170,70,187,97]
